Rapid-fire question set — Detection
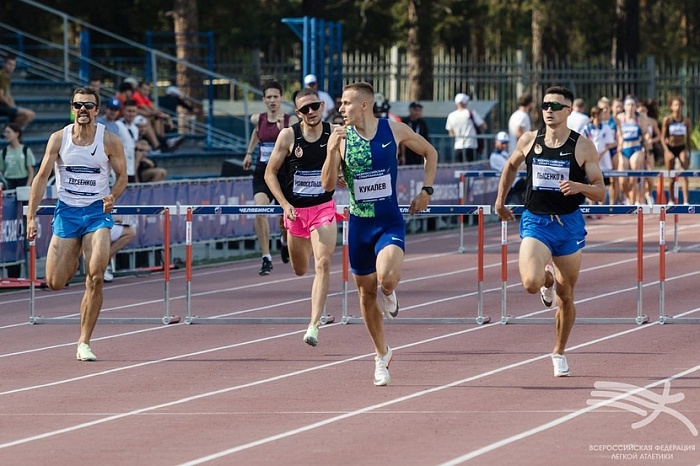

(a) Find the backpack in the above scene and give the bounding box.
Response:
[1,144,30,167]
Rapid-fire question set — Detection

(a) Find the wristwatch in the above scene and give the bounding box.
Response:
[421,186,434,196]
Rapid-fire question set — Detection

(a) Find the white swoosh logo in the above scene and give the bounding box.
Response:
[560,151,572,156]
[576,239,585,245]
[320,144,327,147]
[382,142,392,148]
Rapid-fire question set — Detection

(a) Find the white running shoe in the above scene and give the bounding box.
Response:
[76,343,97,361]
[374,346,393,386]
[103,265,113,283]
[551,354,570,377]
[540,264,555,307]
[380,289,399,320]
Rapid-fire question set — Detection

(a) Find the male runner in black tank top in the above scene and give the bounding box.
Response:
[495,86,606,378]
[265,88,342,348]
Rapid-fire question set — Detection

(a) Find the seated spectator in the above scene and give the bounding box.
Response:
[104,218,137,282]
[159,85,195,133]
[133,81,184,151]
[0,55,35,129]
[490,131,525,204]
[1,123,36,190]
[135,139,167,182]
[96,97,121,134]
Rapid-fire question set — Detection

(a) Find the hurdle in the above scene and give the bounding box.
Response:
[341,204,492,325]
[182,205,338,324]
[26,205,180,325]
[661,170,700,251]
[500,205,650,325]
[655,204,700,324]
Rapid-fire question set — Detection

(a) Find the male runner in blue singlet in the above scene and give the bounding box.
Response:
[322,82,437,386]
[26,87,128,361]
[495,86,605,378]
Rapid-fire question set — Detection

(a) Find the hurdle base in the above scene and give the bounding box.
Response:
[342,316,490,325]
[659,316,700,324]
[184,316,313,324]
[500,316,649,325]
[29,316,180,325]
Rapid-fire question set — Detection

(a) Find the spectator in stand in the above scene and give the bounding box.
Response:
[400,101,430,165]
[1,123,36,190]
[325,95,343,123]
[373,93,401,122]
[303,74,335,120]
[159,85,195,125]
[445,93,486,163]
[133,80,184,152]
[490,131,525,204]
[114,80,168,153]
[508,93,533,150]
[115,99,140,183]
[0,54,35,129]
[582,106,617,210]
[567,98,589,133]
[88,76,102,94]
[96,97,121,134]
[135,139,167,182]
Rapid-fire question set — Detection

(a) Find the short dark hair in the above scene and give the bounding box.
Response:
[294,87,319,106]
[544,86,574,104]
[518,93,533,107]
[262,80,283,96]
[5,122,22,139]
[122,99,138,108]
[72,86,101,109]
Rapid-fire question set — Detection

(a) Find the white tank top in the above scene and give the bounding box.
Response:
[55,123,111,207]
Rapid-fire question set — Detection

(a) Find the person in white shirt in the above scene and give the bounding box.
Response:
[567,98,589,133]
[508,93,533,149]
[445,93,487,163]
[303,74,335,120]
[582,106,617,209]
[115,99,140,183]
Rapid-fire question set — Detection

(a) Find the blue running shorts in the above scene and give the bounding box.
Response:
[519,209,587,257]
[52,199,114,239]
[348,214,405,276]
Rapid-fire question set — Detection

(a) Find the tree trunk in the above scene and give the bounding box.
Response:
[531,5,543,126]
[172,0,201,131]
[612,0,640,97]
[407,0,434,100]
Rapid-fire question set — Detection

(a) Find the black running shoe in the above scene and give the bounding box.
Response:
[281,244,290,264]
[259,257,273,276]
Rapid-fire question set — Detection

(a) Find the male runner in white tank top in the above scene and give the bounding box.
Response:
[26,87,128,362]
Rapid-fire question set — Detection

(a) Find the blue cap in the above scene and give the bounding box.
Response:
[106,98,121,110]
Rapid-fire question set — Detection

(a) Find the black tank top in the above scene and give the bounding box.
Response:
[524,127,587,215]
[282,122,334,208]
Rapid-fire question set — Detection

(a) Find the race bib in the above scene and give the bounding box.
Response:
[532,157,569,191]
[353,170,392,202]
[259,142,275,163]
[669,122,687,137]
[293,170,325,197]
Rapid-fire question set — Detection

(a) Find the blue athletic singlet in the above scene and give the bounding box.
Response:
[342,118,405,275]
[343,118,401,221]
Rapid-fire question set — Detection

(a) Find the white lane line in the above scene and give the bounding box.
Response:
[177,320,682,465]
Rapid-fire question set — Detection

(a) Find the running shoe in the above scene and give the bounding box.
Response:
[374,346,393,386]
[259,257,273,276]
[76,343,97,362]
[303,323,319,347]
[103,265,113,283]
[281,244,290,264]
[551,354,570,377]
[380,289,399,320]
[540,264,555,308]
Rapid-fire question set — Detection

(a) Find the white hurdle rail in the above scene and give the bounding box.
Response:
[500,205,651,325]
[655,204,700,324]
[26,205,180,325]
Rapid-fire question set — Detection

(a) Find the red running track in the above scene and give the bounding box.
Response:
[0,213,699,465]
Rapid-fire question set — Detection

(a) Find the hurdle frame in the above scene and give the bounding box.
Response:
[499,205,650,325]
[182,205,339,324]
[26,205,180,325]
[340,205,493,325]
[655,204,700,324]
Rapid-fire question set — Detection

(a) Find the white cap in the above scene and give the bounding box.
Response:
[123,77,138,87]
[166,85,183,97]
[303,74,317,86]
[454,93,470,105]
[496,131,510,143]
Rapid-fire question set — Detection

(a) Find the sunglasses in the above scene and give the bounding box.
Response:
[540,102,570,111]
[298,102,322,114]
[72,101,97,110]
